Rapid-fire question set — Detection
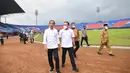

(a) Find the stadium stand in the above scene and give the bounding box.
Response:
[112,20,130,27]
[87,24,103,29]
[0,18,130,33]
[123,21,130,27]
[54,26,63,30]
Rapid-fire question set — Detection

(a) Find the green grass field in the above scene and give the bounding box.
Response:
[35,29,130,46]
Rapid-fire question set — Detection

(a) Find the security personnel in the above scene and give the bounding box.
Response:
[97,24,115,56]
[81,26,90,46]
[71,22,80,58]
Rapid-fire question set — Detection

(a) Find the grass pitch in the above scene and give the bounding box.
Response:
[35,29,130,46]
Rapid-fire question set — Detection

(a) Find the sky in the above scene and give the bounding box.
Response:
[1,0,130,25]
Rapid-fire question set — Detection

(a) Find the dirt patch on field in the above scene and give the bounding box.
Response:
[0,37,130,73]
[120,36,130,39]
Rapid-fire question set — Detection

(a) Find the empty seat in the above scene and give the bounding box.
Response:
[112,20,130,27]
[87,24,103,29]
[54,26,63,30]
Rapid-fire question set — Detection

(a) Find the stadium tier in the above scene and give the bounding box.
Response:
[0,18,130,33]
[112,20,130,27]
[87,24,103,29]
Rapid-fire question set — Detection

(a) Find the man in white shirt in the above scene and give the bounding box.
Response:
[43,20,61,73]
[59,21,79,72]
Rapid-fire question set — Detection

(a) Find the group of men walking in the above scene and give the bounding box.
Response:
[19,30,34,44]
[43,20,115,73]
[43,20,79,73]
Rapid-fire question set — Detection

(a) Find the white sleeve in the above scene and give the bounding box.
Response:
[71,30,75,38]
[42,30,47,44]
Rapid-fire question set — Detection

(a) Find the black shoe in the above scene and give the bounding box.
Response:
[62,64,65,68]
[97,52,102,55]
[109,54,115,56]
[72,68,79,72]
[56,71,61,73]
[87,44,90,46]
[50,67,54,72]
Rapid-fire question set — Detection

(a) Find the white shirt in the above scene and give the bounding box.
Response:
[59,28,75,48]
[42,28,60,49]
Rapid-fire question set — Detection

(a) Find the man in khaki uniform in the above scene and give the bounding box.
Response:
[98,24,115,56]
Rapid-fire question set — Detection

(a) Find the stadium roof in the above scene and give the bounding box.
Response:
[0,0,25,15]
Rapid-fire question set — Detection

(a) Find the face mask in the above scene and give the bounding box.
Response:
[105,26,108,29]
[72,26,75,28]
[63,26,67,30]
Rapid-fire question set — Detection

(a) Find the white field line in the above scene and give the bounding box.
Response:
[34,34,40,39]
[84,45,130,49]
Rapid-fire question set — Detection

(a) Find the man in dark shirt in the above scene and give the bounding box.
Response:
[22,32,27,44]
[19,32,23,43]
[0,32,4,45]
[81,26,90,46]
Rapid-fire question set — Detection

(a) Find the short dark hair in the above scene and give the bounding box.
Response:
[103,24,108,26]
[83,25,86,27]
[71,22,75,25]
[49,20,55,24]
[64,21,70,25]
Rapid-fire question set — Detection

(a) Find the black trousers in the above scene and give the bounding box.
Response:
[0,39,4,45]
[30,38,34,43]
[73,41,80,58]
[62,47,76,69]
[81,36,89,46]
[23,38,26,44]
[20,38,22,42]
[48,48,60,72]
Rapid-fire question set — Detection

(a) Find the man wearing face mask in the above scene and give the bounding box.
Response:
[98,24,115,56]
[59,21,79,72]
[81,26,90,47]
[71,22,80,58]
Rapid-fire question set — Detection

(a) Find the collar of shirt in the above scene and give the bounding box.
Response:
[48,27,54,30]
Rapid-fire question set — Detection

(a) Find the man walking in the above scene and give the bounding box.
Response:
[59,21,79,72]
[30,30,34,43]
[97,24,115,56]
[19,31,23,43]
[81,26,90,46]
[22,32,27,44]
[43,20,61,73]
[0,32,4,45]
[71,22,80,58]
